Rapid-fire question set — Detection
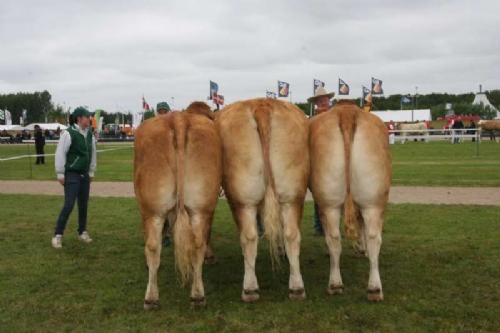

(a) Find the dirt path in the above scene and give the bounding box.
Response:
[1,180,499,205]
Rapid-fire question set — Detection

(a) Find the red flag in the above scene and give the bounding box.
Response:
[142,96,150,111]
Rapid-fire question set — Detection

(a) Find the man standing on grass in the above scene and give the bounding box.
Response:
[51,107,97,249]
[307,86,335,236]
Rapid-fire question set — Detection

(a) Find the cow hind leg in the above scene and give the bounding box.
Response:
[322,206,344,295]
[281,202,306,300]
[143,215,164,310]
[236,205,260,302]
[189,212,210,308]
[361,206,384,302]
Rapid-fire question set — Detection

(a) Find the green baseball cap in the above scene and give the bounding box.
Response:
[157,101,171,112]
[72,106,91,118]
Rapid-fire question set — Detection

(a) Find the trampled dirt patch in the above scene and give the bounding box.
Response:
[1,180,499,205]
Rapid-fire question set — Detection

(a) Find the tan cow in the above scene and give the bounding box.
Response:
[134,102,221,308]
[216,98,309,302]
[309,100,391,301]
[478,119,500,130]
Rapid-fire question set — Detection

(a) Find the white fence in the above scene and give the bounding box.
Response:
[388,128,492,143]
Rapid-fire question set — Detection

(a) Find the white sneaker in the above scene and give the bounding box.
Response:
[52,234,63,249]
[78,231,93,243]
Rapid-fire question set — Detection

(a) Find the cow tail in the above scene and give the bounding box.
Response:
[253,108,282,267]
[339,111,360,240]
[172,115,195,285]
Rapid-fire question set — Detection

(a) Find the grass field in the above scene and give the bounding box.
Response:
[0,141,499,186]
[1,194,499,332]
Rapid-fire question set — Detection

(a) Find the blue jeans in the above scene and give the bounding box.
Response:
[314,203,323,234]
[54,171,90,235]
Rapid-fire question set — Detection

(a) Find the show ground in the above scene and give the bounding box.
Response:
[0,180,499,205]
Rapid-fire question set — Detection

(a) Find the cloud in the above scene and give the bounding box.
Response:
[0,0,499,112]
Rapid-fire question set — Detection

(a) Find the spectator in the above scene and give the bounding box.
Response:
[307,86,335,236]
[34,125,46,165]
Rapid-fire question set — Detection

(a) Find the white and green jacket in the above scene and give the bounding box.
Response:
[55,124,97,180]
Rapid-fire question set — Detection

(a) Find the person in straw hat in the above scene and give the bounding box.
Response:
[308,86,335,116]
[307,86,335,235]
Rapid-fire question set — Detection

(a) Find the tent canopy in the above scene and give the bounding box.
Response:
[23,123,68,131]
[0,125,24,131]
[371,109,431,122]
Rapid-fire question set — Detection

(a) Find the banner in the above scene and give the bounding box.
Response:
[338,78,350,95]
[278,81,290,97]
[313,79,325,93]
[22,109,27,125]
[371,77,384,95]
[0,109,4,121]
[209,81,219,100]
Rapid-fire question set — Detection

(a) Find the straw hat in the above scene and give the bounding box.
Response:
[307,86,335,102]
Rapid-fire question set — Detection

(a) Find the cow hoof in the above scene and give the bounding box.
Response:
[143,299,160,310]
[204,256,217,265]
[327,284,344,295]
[241,289,260,303]
[190,297,206,309]
[289,288,306,300]
[367,289,384,302]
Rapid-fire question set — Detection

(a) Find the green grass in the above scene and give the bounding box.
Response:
[0,143,133,181]
[1,194,499,332]
[1,141,500,186]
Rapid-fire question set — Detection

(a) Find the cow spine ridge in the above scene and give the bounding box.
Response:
[253,108,283,266]
[339,110,360,240]
[172,115,196,284]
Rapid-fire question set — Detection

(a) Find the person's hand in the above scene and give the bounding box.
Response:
[58,177,65,186]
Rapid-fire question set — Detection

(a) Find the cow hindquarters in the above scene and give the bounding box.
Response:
[144,215,164,310]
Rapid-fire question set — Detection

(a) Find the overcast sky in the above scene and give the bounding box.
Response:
[1,0,499,112]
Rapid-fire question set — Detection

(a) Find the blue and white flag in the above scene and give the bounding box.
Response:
[401,96,411,104]
[209,80,219,100]
[266,90,277,99]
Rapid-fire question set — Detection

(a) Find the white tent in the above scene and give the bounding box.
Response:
[472,92,500,119]
[24,123,68,131]
[371,109,431,123]
[0,124,24,131]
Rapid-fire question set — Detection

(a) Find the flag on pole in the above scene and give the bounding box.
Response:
[371,77,384,95]
[5,110,12,125]
[278,81,290,97]
[313,79,325,93]
[338,78,350,95]
[0,109,4,122]
[213,94,224,105]
[209,81,219,100]
[142,96,150,111]
[22,109,27,125]
[266,90,277,99]
[400,96,411,104]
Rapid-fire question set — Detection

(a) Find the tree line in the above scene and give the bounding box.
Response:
[1,89,499,125]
